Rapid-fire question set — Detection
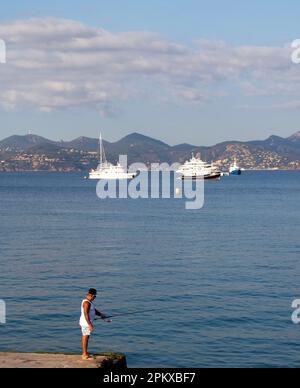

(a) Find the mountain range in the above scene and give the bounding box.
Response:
[1,131,300,170]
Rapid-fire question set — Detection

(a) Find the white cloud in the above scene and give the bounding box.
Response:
[0,17,298,114]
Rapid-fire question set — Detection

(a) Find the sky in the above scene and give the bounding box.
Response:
[0,0,300,145]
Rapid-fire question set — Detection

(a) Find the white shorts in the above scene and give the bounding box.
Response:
[81,326,92,336]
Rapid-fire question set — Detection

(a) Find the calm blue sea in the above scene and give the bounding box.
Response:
[0,171,300,368]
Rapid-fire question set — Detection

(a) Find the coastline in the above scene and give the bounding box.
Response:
[1,168,300,173]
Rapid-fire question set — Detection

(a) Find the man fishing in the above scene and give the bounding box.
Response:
[79,288,111,360]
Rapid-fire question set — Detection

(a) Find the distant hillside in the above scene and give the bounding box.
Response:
[59,137,99,152]
[1,130,300,171]
[107,133,171,164]
[0,134,55,150]
[26,143,66,156]
[288,131,300,142]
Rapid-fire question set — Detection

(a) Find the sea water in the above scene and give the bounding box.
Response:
[0,171,300,367]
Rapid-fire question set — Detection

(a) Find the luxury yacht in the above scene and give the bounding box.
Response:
[176,154,221,180]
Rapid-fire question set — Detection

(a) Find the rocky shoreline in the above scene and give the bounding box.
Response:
[0,352,127,369]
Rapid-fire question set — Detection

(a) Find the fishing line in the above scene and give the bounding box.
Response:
[95,292,231,322]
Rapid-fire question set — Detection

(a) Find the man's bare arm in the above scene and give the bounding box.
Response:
[95,309,112,322]
[95,309,107,319]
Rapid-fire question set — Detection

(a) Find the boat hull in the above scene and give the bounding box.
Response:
[89,173,137,180]
[181,173,221,181]
[230,169,242,175]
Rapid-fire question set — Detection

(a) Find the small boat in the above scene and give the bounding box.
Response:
[176,154,221,180]
[229,159,242,175]
[89,133,137,180]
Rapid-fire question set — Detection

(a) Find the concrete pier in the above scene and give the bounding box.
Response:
[0,352,127,369]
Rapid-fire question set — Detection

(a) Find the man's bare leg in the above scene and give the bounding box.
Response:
[82,335,90,359]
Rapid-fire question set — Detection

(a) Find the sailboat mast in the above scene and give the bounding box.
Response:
[99,133,103,164]
[99,132,107,165]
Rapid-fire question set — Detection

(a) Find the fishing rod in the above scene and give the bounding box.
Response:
[95,307,167,322]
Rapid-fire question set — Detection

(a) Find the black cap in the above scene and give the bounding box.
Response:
[88,288,97,296]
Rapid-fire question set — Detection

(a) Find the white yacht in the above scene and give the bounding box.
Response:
[176,154,221,180]
[89,133,137,180]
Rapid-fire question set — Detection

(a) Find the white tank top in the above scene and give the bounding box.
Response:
[79,299,96,326]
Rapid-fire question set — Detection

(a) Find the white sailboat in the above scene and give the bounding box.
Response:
[89,133,137,180]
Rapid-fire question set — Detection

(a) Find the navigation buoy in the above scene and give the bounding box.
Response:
[175,188,181,196]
